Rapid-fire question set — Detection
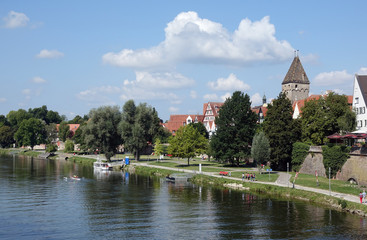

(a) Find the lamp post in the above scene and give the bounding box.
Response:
[329,167,331,196]
[287,162,289,188]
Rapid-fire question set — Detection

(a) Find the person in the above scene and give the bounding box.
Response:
[242,173,244,181]
[360,192,363,203]
[229,171,231,177]
[363,190,366,203]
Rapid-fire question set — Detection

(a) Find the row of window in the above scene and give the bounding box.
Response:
[357,120,367,128]
[356,107,366,115]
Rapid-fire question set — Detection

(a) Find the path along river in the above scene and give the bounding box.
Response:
[1,155,367,239]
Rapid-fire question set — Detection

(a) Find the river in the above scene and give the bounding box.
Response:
[0,155,366,239]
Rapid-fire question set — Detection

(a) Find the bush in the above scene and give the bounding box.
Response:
[322,145,350,177]
[338,199,347,209]
[64,140,74,153]
[46,144,58,153]
[291,142,310,172]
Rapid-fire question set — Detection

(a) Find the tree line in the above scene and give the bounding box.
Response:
[0,91,356,170]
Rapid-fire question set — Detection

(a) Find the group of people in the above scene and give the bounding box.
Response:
[359,190,366,203]
[242,172,256,181]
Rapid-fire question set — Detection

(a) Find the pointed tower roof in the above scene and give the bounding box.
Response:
[282,56,310,85]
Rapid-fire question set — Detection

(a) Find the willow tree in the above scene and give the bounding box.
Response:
[83,106,122,161]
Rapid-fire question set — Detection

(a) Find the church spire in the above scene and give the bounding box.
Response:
[282,54,309,85]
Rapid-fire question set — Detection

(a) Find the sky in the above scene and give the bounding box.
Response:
[1,1,367,121]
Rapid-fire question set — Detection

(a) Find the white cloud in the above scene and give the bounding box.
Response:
[300,53,319,64]
[203,92,231,102]
[251,93,262,106]
[36,49,64,59]
[32,76,46,84]
[0,97,6,103]
[124,71,194,89]
[190,90,197,99]
[3,11,29,28]
[358,67,367,75]
[313,70,353,86]
[169,106,179,113]
[22,89,31,95]
[103,11,293,68]
[208,73,250,91]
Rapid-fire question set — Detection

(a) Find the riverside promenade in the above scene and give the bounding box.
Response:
[131,161,361,204]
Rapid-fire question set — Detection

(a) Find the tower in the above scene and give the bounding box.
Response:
[282,52,310,104]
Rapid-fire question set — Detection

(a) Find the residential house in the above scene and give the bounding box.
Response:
[163,114,204,135]
[203,102,223,137]
[353,74,367,132]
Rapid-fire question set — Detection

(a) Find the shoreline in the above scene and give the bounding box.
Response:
[3,149,367,217]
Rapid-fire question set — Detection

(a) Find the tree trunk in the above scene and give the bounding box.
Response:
[135,149,139,161]
[187,157,190,166]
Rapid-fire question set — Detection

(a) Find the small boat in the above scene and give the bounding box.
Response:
[70,175,81,180]
[165,175,175,182]
[94,158,112,171]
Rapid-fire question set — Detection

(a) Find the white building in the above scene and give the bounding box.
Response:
[353,74,367,132]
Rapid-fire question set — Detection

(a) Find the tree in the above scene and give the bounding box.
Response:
[153,138,165,161]
[190,122,209,139]
[263,92,296,170]
[210,91,258,166]
[45,110,62,124]
[28,105,48,122]
[83,106,122,161]
[45,123,58,144]
[64,140,74,153]
[0,125,14,148]
[58,121,71,142]
[251,131,270,166]
[68,115,86,124]
[168,124,207,165]
[14,118,47,150]
[301,93,355,145]
[119,100,161,161]
[0,115,9,128]
[7,109,31,127]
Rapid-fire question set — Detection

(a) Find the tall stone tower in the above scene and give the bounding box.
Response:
[282,54,310,104]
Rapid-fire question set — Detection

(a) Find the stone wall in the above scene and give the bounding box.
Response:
[299,152,326,177]
[336,155,367,186]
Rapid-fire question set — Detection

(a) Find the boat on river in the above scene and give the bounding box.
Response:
[93,159,112,171]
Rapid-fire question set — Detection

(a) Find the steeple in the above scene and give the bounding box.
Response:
[281,52,310,104]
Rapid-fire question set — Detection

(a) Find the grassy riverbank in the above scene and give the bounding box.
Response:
[130,165,367,217]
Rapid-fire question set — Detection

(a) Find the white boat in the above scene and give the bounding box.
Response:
[93,159,112,171]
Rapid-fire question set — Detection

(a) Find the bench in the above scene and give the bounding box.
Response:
[219,171,228,176]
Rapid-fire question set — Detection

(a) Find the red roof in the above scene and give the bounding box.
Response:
[293,94,352,115]
[56,124,80,134]
[164,114,204,135]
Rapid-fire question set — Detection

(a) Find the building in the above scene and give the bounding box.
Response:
[203,102,223,137]
[353,74,367,132]
[251,94,268,123]
[163,114,204,135]
[282,54,310,104]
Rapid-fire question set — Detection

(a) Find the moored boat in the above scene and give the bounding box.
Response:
[94,159,112,171]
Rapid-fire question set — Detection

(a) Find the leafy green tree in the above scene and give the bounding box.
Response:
[46,143,58,153]
[263,92,296,170]
[153,138,165,161]
[45,123,58,144]
[251,131,270,166]
[64,140,74,153]
[301,93,355,144]
[58,121,71,142]
[190,122,209,139]
[168,124,207,165]
[28,105,48,122]
[83,106,122,161]
[119,100,161,161]
[68,115,86,124]
[0,125,15,148]
[7,109,31,127]
[45,110,62,124]
[291,142,310,172]
[0,115,9,128]
[14,118,47,150]
[210,91,258,166]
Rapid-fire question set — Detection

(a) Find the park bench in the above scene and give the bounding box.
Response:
[219,171,228,176]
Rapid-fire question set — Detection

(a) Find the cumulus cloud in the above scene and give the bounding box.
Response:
[203,92,231,102]
[208,73,250,91]
[103,11,293,68]
[169,106,179,113]
[251,93,263,106]
[32,76,46,84]
[3,11,29,28]
[124,71,194,89]
[77,85,120,106]
[313,70,353,86]
[36,49,64,59]
[0,97,6,103]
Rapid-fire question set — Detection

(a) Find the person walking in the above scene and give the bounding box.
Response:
[363,190,366,203]
[360,192,363,203]
[242,173,244,181]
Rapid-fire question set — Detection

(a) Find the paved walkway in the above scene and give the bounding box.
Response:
[131,162,361,204]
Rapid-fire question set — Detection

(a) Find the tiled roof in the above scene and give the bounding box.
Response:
[203,102,223,116]
[293,94,353,114]
[164,114,204,135]
[56,123,80,134]
[282,56,310,84]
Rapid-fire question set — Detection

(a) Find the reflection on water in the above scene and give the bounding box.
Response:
[0,155,367,239]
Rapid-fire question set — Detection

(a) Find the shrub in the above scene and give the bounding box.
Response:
[64,140,74,153]
[322,145,350,177]
[291,142,310,172]
[46,144,58,153]
[338,199,347,209]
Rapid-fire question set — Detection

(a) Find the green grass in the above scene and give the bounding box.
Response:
[291,172,363,196]
[68,156,96,165]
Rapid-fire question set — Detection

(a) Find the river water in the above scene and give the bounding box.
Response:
[0,155,366,239]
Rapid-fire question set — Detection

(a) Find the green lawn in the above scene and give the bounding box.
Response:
[291,172,363,196]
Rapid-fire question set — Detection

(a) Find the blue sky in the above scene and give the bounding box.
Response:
[1,1,367,121]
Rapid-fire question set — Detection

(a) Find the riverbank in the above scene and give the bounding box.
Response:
[127,163,367,217]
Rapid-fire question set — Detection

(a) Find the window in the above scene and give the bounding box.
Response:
[365,120,367,127]
[360,107,365,114]
[356,108,359,114]
[355,97,359,104]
